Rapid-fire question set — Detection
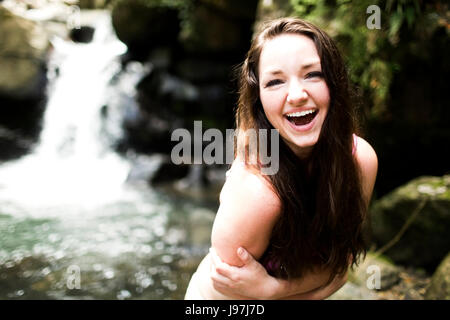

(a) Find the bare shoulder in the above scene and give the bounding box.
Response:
[354,136,378,174]
[212,162,282,266]
[220,161,281,209]
[354,136,378,202]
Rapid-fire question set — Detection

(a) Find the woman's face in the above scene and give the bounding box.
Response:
[258,33,330,159]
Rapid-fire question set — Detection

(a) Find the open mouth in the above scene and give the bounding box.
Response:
[285,109,318,126]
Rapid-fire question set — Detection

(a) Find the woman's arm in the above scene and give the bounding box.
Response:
[209,138,377,299]
[210,247,339,299]
[278,271,348,300]
[210,163,281,267]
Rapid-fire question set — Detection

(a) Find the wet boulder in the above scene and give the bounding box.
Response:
[370,175,450,271]
[425,252,450,300]
[112,0,259,160]
[0,5,49,161]
[111,0,181,61]
[78,0,112,9]
[148,156,190,185]
[0,6,50,99]
[327,282,379,300]
[349,252,401,291]
[180,0,258,57]
[69,25,95,43]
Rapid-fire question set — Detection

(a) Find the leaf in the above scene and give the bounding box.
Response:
[405,6,415,28]
[386,0,394,13]
[389,11,404,38]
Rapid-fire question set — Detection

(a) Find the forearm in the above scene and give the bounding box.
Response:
[268,268,332,299]
[269,265,349,299]
[277,272,347,300]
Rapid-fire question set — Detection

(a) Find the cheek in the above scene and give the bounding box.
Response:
[260,90,285,121]
[315,83,330,110]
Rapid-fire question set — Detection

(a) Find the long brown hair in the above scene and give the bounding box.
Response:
[235,17,368,281]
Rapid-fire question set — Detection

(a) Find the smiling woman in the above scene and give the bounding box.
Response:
[185,17,378,300]
[258,33,330,159]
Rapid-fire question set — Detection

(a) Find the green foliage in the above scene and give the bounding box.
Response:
[386,0,422,44]
[111,0,447,122]
[112,0,186,8]
[287,0,446,121]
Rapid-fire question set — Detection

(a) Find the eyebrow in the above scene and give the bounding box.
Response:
[263,61,321,76]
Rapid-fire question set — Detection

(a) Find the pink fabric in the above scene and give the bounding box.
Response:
[263,259,280,275]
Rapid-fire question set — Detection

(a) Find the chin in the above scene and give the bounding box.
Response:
[284,134,319,156]
[294,134,320,147]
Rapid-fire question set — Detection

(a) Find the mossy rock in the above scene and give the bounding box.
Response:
[425,252,450,300]
[349,252,401,291]
[327,282,379,300]
[0,6,49,99]
[180,0,258,57]
[78,0,112,9]
[370,175,450,271]
[111,0,181,61]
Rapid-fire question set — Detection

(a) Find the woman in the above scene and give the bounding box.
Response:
[184,17,378,300]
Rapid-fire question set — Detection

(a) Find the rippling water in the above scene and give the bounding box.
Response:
[0,188,214,299]
[0,10,215,300]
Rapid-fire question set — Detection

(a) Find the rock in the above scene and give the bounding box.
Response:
[370,175,450,271]
[150,162,225,208]
[181,0,258,57]
[111,0,180,61]
[0,6,49,161]
[78,0,112,9]
[425,252,450,300]
[327,282,379,300]
[0,94,46,161]
[0,6,50,99]
[174,58,232,83]
[111,0,258,157]
[120,91,176,155]
[147,71,200,103]
[350,252,401,291]
[149,157,190,185]
[125,153,165,183]
[69,25,95,43]
[122,65,233,155]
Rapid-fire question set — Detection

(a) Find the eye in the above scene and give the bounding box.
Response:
[305,71,324,79]
[265,79,284,87]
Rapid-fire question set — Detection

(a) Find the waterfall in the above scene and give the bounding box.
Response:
[0,8,215,300]
[0,11,142,211]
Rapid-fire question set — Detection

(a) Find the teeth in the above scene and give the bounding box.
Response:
[286,110,316,117]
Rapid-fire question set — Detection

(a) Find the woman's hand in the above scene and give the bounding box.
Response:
[210,247,348,300]
[209,247,278,299]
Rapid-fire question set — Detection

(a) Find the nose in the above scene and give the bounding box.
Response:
[286,80,308,105]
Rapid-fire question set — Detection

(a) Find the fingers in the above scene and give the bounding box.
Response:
[210,265,232,294]
[209,247,234,279]
[209,253,236,292]
[210,265,233,286]
[237,247,251,264]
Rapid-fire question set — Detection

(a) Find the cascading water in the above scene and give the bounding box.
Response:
[0,10,213,300]
[0,11,137,210]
